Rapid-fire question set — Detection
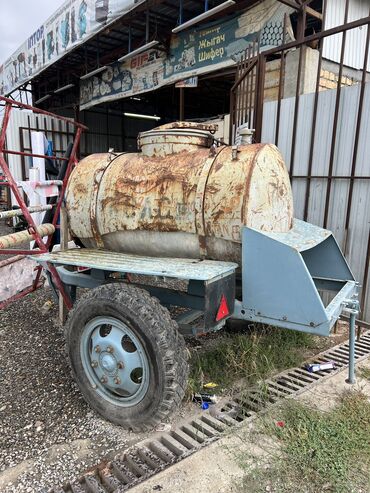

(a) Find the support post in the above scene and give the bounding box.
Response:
[59,203,69,324]
[347,310,356,384]
[179,88,184,120]
[344,288,360,385]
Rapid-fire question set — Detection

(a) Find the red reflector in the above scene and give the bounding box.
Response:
[216,294,229,322]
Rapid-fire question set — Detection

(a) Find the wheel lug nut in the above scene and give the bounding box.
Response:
[107,346,114,353]
[117,361,124,369]
[94,345,101,353]
[91,360,98,368]
[114,377,121,384]
[100,376,108,383]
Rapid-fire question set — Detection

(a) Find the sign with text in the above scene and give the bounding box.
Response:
[175,77,198,88]
[0,0,142,96]
[79,0,293,110]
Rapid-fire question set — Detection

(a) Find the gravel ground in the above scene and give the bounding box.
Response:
[0,219,352,492]
[0,288,153,492]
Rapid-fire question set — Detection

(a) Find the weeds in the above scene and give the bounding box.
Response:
[358,366,370,381]
[240,391,370,492]
[188,326,315,394]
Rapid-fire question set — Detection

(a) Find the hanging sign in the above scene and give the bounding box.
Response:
[0,0,144,96]
[175,77,199,88]
[79,0,293,110]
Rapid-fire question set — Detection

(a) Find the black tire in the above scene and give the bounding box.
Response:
[65,283,189,431]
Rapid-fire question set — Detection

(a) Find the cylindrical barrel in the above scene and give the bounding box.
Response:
[66,143,293,262]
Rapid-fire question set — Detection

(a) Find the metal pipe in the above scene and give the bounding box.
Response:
[344,13,370,231]
[1,149,69,161]
[347,310,356,384]
[0,204,52,219]
[0,154,47,251]
[145,9,150,43]
[179,0,183,25]
[323,0,350,229]
[0,96,87,130]
[289,44,304,178]
[249,40,257,132]
[303,0,327,221]
[0,223,55,250]
[275,14,288,146]
[46,127,82,248]
[262,14,370,58]
[254,54,266,142]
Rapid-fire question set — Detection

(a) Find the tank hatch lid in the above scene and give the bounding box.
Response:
[152,121,218,133]
[138,121,218,156]
[30,248,238,281]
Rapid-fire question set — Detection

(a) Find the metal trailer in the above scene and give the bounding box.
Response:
[0,96,359,431]
[31,216,359,430]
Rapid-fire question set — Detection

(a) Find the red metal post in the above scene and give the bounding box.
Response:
[0,96,86,311]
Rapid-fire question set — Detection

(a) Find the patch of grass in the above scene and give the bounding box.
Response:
[358,366,370,381]
[188,326,315,394]
[240,392,370,493]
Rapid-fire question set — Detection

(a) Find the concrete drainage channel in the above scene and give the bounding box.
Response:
[51,331,370,493]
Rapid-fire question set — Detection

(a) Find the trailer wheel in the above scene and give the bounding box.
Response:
[65,283,188,431]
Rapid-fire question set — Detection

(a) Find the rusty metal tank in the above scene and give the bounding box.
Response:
[65,122,293,262]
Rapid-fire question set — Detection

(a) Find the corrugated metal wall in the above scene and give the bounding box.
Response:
[262,81,370,321]
[5,109,73,182]
[324,0,370,69]
[77,108,158,156]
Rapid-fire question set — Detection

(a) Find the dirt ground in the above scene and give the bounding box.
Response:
[0,288,199,492]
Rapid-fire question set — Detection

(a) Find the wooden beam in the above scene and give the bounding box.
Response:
[306,6,323,20]
[278,0,300,9]
[278,0,322,20]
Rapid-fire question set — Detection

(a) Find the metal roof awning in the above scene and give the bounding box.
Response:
[1,0,256,98]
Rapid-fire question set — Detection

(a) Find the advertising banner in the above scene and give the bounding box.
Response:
[175,77,198,88]
[0,0,144,96]
[79,0,293,110]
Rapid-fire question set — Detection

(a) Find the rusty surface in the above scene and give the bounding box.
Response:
[31,248,237,281]
[138,131,214,157]
[152,121,218,132]
[66,141,293,262]
[0,224,55,250]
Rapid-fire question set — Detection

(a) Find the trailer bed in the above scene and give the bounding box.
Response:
[31,248,238,282]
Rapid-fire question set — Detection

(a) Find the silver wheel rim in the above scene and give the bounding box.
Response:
[80,316,150,407]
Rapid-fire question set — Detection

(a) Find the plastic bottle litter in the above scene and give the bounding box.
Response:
[193,393,218,405]
[305,361,335,372]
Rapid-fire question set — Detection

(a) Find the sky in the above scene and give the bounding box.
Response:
[0,0,63,63]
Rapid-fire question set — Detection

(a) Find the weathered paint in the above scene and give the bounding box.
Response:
[0,204,52,220]
[0,223,55,249]
[66,126,293,262]
[137,127,214,157]
[31,248,237,281]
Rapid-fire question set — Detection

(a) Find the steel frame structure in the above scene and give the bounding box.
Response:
[230,0,370,325]
[0,95,87,310]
